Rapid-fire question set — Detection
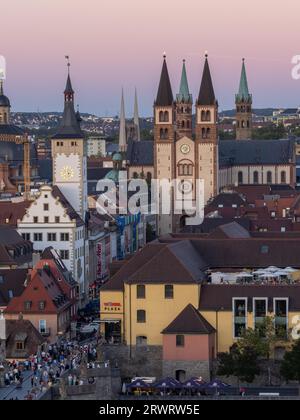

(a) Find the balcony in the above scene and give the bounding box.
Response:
[40,328,51,337]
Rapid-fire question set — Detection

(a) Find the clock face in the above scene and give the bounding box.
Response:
[60,165,75,181]
[181,144,191,155]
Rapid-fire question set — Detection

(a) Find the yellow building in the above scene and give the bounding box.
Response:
[100,234,300,380]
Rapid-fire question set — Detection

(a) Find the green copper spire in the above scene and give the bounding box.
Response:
[177,60,192,103]
[236,59,252,103]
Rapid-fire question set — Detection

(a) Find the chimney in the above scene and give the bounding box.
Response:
[32,252,41,267]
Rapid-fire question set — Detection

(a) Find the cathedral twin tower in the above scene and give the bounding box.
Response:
[153,54,252,235]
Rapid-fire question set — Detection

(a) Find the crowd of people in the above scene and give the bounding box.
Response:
[2,338,105,400]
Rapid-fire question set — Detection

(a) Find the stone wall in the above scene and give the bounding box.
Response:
[102,345,163,379]
[0,339,5,363]
[163,360,211,382]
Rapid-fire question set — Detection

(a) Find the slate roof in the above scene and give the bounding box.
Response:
[6,319,45,359]
[198,57,216,106]
[208,222,251,239]
[182,218,251,235]
[155,57,174,107]
[200,284,300,311]
[209,193,246,208]
[191,237,300,269]
[0,226,32,267]
[162,304,215,335]
[0,200,30,227]
[126,140,154,166]
[52,74,83,140]
[0,269,27,307]
[51,186,84,227]
[0,125,24,136]
[102,241,207,291]
[125,139,294,168]
[219,139,295,167]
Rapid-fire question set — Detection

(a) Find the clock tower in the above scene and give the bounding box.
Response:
[51,66,88,220]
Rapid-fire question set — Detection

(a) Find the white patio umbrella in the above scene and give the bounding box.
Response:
[273,271,289,277]
[237,272,254,279]
[266,266,279,273]
[252,270,267,275]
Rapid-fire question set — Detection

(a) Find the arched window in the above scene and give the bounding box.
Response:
[159,111,164,122]
[253,171,259,184]
[188,165,193,176]
[247,120,250,128]
[281,171,286,184]
[201,110,206,122]
[206,110,211,121]
[267,171,272,184]
[206,128,211,139]
[202,128,206,139]
[186,120,190,129]
[164,111,169,122]
[242,120,245,128]
[181,121,185,129]
[238,171,243,185]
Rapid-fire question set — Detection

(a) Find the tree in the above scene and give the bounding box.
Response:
[218,344,260,384]
[281,340,300,383]
[237,317,280,359]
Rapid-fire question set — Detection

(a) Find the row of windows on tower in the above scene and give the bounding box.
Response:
[177,120,191,130]
[238,171,287,185]
[56,141,78,147]
[237,120,251,129]
[160,127,212,140]
[158,110,212,123]
[237,105,251,113]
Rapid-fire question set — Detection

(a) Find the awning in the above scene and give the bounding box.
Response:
[99,320,121,324]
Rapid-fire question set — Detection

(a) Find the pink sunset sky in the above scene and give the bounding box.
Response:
[1,0,300,116]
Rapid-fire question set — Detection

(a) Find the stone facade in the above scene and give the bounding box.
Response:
[163,360,211,382]
[102,345,163,379]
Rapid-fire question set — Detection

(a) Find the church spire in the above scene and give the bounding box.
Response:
[155,54,173,107]
[236,58,252,102]
[177,60,192,103]
[52,60,83,139]
[134,88,141,142]
[119,89,127,152]
[198,54,216,106]
[235,58,252,140]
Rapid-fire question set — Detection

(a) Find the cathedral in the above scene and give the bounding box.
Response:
[126,55,296,235]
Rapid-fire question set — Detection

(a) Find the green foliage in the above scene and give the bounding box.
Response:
[237,317,281,359]
[140,129,154,141]
[252,124,286,140]
[218,344,260,383]
[281,340,300,382]
[219,130,235,140]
